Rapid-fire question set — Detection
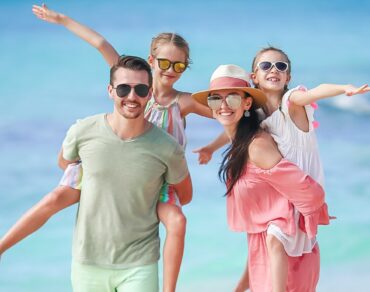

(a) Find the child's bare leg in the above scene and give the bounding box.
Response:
[0,186,80,256]
[157,202,186,292]
[234,257,250,292]
[266,234,288,292]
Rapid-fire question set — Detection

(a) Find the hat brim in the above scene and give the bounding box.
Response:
[192,87,266,109]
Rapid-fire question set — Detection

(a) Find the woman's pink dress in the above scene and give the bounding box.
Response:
[227,159,329,292]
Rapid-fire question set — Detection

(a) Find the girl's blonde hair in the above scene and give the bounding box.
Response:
[150,33,191,65]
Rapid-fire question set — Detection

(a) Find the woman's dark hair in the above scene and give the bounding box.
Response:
[110,55,153,87]
[218,97,261,196]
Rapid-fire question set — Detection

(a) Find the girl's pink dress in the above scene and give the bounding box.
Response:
[227,159,329,292]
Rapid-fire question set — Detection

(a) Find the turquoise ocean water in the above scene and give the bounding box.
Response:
[1,0,370,291]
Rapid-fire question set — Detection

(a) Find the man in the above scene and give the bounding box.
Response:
[0,55,192,292]
[61,55,192,291]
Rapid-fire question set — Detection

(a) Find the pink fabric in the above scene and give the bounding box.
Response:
[227,159,329,291]
[210,77,250,89]
[227,159,329,238]
[248,233,320,292]
[312,120,320,129]
[310,102,319,110]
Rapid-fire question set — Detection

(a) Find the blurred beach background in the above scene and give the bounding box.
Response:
[1,0,369,291]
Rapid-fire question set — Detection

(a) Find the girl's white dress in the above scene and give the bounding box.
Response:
[261,85,324,256]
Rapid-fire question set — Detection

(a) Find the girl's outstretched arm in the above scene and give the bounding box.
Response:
[32,4,119,67]
[289,84,370,106]
[179,93,213,118]
[192,131,229,164]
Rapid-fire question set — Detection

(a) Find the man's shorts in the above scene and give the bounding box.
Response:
[71,261,158,292]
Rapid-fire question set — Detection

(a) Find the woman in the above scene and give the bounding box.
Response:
[192,64,329,291]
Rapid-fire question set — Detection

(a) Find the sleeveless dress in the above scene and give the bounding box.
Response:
[260,85,325,256]
[60,94,186,205]
[144,94,186,204]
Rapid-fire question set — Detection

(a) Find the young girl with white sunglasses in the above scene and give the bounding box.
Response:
[195,47,369,292]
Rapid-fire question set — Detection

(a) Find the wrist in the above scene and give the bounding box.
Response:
[205,144,214,152]
[58,14,68,25]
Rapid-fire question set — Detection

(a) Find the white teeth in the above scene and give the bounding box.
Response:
[219,112,232,116]
[125,103,139,108]
[267,77,279,82]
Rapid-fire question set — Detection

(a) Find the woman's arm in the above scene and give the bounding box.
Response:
[249,132,325,215]
[249,134,329,238]
[289,84,370,106]
[32,4,119,67]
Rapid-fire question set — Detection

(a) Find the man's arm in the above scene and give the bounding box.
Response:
[172,174,192,206]
[58,149,79,170]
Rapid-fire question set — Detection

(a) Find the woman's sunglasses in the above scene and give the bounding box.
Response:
[157,58,187,73]
[207,94,242,110]
[112,83,150,98]
[256,61,289,72]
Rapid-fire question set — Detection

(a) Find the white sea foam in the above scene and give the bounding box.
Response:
[330,95,370,115]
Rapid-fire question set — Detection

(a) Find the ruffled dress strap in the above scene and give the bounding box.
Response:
[282,85,319,130]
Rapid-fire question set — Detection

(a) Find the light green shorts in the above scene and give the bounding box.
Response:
[71,261,158,292]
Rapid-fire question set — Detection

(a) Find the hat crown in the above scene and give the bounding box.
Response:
[210,64,249,82]
[191,63,266,109]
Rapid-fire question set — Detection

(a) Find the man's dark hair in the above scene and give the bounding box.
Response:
[110,55,153,87]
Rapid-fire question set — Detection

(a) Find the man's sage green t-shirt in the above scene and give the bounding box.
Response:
[62,114,189,269]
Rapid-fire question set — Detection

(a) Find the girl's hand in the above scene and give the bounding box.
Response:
[345,84,370,96]
[32,3,62,24]
[192,146,213,165]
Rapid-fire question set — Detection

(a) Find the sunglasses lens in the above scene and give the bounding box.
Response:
[225,94,242,109]
[207,95,223,110]
[258,61,273,71]
[157,59,171,70]
[116,84,131,98]
[115,84,149,98]
[275,62,288,72]
[134,84,150,97]
[173,62,186,73]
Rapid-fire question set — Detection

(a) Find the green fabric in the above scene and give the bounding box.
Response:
[63,114,188,269]
[71,261,159,292]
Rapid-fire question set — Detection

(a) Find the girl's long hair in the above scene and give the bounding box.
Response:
[218,101,261,195]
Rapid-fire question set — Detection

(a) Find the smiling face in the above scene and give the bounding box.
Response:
[108,68,151,120]
[251,50,291,94]
[149,43,187,87]
[210,89,253,134]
